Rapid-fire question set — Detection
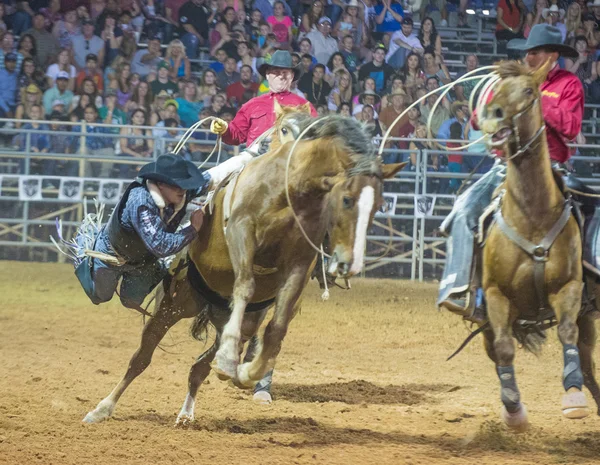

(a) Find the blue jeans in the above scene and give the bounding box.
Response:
[181,32,200,60]
[84,233,166,308]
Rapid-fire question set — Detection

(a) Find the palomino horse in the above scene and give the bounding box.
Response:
[83,113,404,424]
[479,60,600,429]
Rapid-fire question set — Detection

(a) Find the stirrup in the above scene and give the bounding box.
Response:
[440,293,472,316]
[464,305,488,326]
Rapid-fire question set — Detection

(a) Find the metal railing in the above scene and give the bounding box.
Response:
[0,118,599,281]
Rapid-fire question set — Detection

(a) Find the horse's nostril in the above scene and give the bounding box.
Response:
[495,108,503,119]
[338,263,349,275]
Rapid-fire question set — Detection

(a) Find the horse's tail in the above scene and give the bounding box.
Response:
[513,322,548,355]
[190,304,212,342]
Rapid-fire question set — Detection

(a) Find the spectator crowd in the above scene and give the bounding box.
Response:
[0,0,597,192]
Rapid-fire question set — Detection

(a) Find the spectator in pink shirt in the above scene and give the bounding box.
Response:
[267,1,293,49]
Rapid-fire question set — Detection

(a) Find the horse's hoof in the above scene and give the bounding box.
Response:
[253,391,273,405]
[562,391,590,419]
[212,354,238,381]
[235,363,256,389]
[175,414,194,427]
[501,404,529,431]
[228,377,254,390]
[82,401,114,424]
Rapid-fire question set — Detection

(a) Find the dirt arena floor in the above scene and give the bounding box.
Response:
[2,262,600,465]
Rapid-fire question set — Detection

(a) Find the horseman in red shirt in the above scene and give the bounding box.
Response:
[438,24,585,322]
[210,50,318,148]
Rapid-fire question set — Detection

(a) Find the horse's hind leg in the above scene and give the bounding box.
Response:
[578,311,600,415]
[550,280,590,419]
[244,335,274,404]
[83,278,200,423]
[486,287,528,430]
[176,308,267,425]
[176,336,219,426]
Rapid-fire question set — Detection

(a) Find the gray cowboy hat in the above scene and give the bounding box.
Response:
[138,153,206,190]
[359,89,382,105]
[508,24,578,58]
[258,50,301,81]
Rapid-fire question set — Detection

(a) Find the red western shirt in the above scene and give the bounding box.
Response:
[473,65,584,163]
[222,91,318,147]
[540,66,584,162]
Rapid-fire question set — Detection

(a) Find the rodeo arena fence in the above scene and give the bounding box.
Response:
[2,105,600,282]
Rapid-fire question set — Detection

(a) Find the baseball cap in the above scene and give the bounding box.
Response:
[156,90,170,97]
[373,42,387,53]
[26,84,41,93]
[5,52,17,62]
[403,17,413,25]
[82,19,94,26]
[318,16,332,25]
[56,71,70,80]
[85,53,98,62]
[52,99,65,107]
[105,88,118,97]
[157,60,170,70]
[165,99,179,109]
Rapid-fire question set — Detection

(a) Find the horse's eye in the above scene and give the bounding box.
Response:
[343,196,354,209]
[524,88,534,96]
[281,127,288,135]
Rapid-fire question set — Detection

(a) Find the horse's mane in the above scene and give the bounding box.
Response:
[495,60,529,80]
[302,115,379,176]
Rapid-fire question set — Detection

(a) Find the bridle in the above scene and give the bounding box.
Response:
[502,96,547,161]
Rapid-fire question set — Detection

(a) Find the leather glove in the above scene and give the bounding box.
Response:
[210,118,228,135]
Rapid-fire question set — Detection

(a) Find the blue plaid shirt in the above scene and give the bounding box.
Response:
[14,123,50,151]
[70,122,114,152]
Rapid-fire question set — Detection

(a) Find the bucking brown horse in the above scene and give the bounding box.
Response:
[479,59,600,429]
[83,111,404,425]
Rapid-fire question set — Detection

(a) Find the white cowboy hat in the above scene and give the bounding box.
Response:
[345,0,360,8]
[587,0,600,7]
[542,5,565,19]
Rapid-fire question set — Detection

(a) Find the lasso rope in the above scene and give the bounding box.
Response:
[378,65,499,156]
[172,116,223,169]
[285,118,334,259]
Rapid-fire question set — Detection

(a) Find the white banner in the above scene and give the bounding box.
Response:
[18,176,43,201]
[98,180,123,204]
[376,193,397,217]
[58,178,83,201]
[414,194,436,218]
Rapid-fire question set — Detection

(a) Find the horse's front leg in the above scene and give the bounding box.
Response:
[550,280,590,419]
[236,267,306,388]
[213,223,256,381]
[486,286,529,430]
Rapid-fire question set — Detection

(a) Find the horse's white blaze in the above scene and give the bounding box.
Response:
[350,186,374,275]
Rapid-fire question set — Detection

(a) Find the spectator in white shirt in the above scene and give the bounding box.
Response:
[306,16,339,64]
[386,17,423,68]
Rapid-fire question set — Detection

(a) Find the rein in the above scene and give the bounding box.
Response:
[504,98,546,161]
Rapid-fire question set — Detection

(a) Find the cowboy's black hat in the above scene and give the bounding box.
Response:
[258,50,301,81]
[508,24,578,58]
[138,154,206,190]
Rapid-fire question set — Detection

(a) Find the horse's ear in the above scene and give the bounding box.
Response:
[381,162,407,179]
[531,59,553,88]
[274,98,283,115]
